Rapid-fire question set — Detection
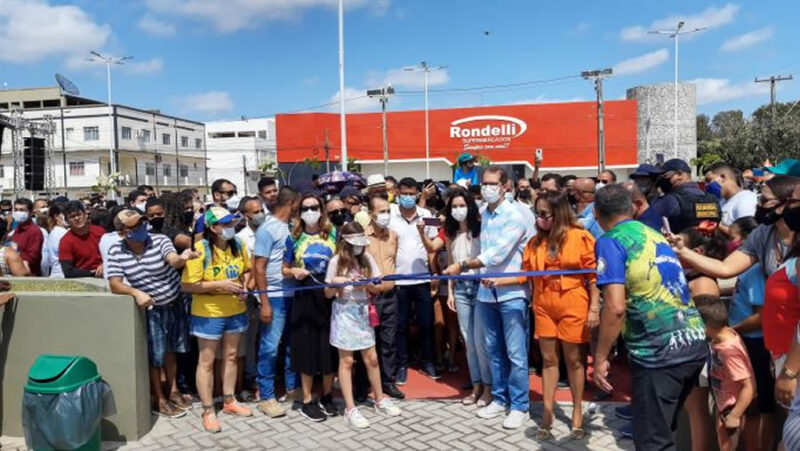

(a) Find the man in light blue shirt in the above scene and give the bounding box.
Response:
[444,166,530,430]
[453,152,480,186]
[252,185,300,417]
[570,178,604,239]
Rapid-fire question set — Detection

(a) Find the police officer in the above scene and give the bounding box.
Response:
[650,158,721,233]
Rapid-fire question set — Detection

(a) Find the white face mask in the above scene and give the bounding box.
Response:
[220,227,236,241]
[353,245,365,256]
[451,206,468,222]
[12,211,29,223]
[225,195,241,211]
[595,182,607,191]
[301,209,321,226]
[374,212,391,229]
[135,202,146,212]
[481,185,502,204]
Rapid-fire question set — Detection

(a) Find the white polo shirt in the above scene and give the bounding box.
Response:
[389,204,438,286]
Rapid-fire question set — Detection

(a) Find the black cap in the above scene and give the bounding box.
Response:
[660,158,691,174]
[630,164,663,178]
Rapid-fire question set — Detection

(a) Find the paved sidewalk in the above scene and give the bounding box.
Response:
[2,400,634,450]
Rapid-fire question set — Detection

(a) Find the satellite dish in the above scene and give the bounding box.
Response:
[55,73,80,96]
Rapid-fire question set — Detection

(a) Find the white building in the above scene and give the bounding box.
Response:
[0,87,207,198]
[205,118,276,196]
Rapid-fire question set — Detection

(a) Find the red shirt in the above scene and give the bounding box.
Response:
[11,220,44,276]
[763,258,800,356]
[58,225,105,272]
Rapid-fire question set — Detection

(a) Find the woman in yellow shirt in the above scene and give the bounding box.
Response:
[182,206,253,433]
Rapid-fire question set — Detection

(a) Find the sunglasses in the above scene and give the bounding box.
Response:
[300,206,320,213]
[329,208,347,215]
[218,190,237,196]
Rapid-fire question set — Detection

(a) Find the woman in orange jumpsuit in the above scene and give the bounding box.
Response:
[523,191,599,440]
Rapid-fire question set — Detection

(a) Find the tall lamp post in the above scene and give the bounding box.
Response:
[648,22,705,159]
[405,62,445,179]
[88,51,132,200]
[367,85,395,176]
[337,0,347,172]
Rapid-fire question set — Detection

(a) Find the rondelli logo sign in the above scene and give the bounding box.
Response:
[449,115,528,139]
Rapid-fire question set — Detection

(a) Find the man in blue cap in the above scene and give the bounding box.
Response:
[766,158,800,177]
[649,158,720,233]
[454,152,479,186]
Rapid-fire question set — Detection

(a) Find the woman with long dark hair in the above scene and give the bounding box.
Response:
[163,190,196,252]
[282,192,338,422]
[443,189,491,407]
[522,191,599,440]
[181,206,253,433]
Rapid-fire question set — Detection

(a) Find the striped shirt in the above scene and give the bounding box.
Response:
[106,234,181,306]
[477,199,530,303]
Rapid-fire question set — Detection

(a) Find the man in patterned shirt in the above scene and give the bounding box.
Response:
[444,166,530,430]
[592,184,708,450]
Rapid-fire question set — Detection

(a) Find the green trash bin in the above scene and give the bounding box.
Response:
[22,355,110,451]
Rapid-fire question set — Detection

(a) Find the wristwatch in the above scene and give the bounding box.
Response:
[459,260,470,273]
[781,366,799,380]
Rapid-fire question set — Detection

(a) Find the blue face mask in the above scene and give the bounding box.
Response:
[127,224,149,242]
[399,194,417,210]
[705,181,723,200]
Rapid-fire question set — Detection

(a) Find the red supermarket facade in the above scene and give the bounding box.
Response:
[275,100,638,177]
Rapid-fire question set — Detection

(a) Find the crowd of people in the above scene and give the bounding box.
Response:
[5,151,800,449]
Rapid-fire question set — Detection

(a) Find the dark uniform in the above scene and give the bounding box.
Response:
[650,182,721,233]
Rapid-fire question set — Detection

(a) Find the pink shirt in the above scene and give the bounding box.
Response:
[709,330,754,412]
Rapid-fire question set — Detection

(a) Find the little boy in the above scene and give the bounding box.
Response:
[697,296,756,451]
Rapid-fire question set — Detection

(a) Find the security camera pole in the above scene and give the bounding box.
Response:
[367,85,395,175]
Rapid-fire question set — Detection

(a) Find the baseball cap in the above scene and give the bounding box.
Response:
[457,152,474,164]
[114,209,145,231]
[204,205,241,227]
[340,186,361,199]
[342,232,370,247]
[660,158,691,174]
[765,159,800,177]
[630,164,663,178]
[366,174,386,188]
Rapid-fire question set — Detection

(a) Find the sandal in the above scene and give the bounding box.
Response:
[462,393,478,405]
[169,392,193,410]
[570,427,587,440]
[153,400,187,418]
[534,427,554,441]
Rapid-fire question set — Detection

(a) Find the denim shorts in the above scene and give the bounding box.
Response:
[147,301,190,368]
[191,312,249,340]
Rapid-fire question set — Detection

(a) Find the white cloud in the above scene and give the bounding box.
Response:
[512,95,585,105]
[570,22,590,36]
[125,58,164,74]
[144,0,387,33]
[721,26,774,52]
[691,78,768,105]
[0,0,111,63]
[328,87,380,113]
[366,66,450,89]
[614,48,669,75]
[174,91,234,114]
[137,15,176,37]
[621,3,739,42]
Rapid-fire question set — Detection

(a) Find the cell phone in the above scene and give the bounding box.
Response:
[662,217,672,235]
[535,148,543,161]
[423,217,442,227]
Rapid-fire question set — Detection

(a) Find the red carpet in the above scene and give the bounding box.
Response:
[399,362,631,403]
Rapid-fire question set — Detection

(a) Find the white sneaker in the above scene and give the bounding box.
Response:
[344,407,370,429]
[375,397,401,416]
[502,410,528,429]
[476,401,507,419]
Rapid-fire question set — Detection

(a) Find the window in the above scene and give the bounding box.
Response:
[141,129,151,143]
[163,164,171,176]
[145,163,156,176]
[65,128,74,140]
[258,130,267,139]
[83,126,99,141]
[0,165,4,178]
[209,132,235,138]
[179,164,189,177]
[121,127,132,140]
[195,138,202,149]
[193,163,198,169]
[238,131,255,138]
[162,133,170,145]
[181,136,188,147]
[69,161,85,176]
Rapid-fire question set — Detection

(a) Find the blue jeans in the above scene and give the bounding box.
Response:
[454,280,491,385]
[477,298,530,412]
[256,297,298,400]
[396,283,434,369]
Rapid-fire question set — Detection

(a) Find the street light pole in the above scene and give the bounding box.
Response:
[405,62,445,179]
[88,51,132,200]
[367,86,395,175]
[648,22,704,159]
[582,68,613,175]
[337,0,348,172]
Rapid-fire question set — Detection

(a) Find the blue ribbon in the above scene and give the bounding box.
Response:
[246,268,596,296]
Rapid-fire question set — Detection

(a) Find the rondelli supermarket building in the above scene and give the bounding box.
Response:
[275,82,697,182]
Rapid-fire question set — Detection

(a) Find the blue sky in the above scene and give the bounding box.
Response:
[1,0,798,121]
